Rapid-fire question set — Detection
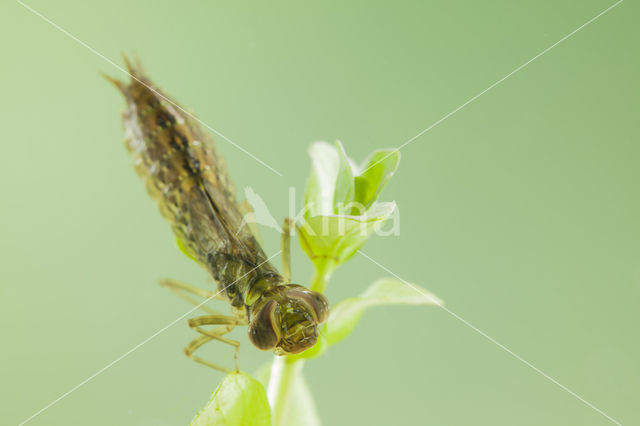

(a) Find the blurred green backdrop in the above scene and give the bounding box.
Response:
[1,1,638,425]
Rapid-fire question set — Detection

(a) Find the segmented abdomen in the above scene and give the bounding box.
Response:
[120,76,232,266]
[112,64,281,309]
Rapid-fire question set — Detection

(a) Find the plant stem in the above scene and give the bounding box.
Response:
[267,259,335,425]
[268,356,303,425]
[310,257,336,293]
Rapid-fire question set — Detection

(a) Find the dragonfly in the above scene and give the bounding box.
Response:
[106,57,329,372]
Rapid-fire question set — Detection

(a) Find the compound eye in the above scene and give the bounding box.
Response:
[248,300,279,350]
[286,289,330,323]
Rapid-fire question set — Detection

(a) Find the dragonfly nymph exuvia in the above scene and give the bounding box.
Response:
[106,57,329,372]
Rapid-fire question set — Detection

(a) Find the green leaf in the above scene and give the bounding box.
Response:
[324,278,442,346]
[298,202,396,265]
[301,142,401,270]
[305,142,340,217]
[255,362,321,426]
[353,149,400,210]
[190,372,271,426]
[332,141,355,215]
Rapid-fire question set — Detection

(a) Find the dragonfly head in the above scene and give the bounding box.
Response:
[248,285,329,355]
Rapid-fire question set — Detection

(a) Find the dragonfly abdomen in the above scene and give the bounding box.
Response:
[115,71,227,266]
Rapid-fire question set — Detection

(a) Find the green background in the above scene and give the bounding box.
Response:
[1,1,638,425]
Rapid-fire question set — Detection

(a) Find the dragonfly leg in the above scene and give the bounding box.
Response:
[281,217,294,283]
[185,315,243,372]
[159,279,224,314]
